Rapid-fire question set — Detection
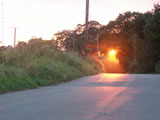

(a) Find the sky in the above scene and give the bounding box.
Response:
[0,0,159,46]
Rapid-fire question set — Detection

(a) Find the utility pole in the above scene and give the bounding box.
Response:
[96,34,99,56]
[11,27,17,47]
[14,27,16,47]
[11,27,19,47]
[85,0,89,56]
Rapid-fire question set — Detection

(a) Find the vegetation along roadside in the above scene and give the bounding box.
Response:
[0,39,102,94]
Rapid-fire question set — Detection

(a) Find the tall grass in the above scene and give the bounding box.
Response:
[0,39,102,94]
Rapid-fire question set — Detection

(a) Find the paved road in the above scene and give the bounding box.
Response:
[0,73,160,120]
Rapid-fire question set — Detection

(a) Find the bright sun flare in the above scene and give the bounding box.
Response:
[107,49,119,64]
[109,50,117,56]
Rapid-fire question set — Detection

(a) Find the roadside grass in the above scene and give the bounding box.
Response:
[0,40,102,94]
[0,65,37,94]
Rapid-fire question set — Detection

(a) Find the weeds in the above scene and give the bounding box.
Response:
[0,40,102,94]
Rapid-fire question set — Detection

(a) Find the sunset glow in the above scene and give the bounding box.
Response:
[108,49,119,63]
[109,50,117,56]
[0,0,156,46]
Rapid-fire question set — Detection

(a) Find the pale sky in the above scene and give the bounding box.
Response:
[0,0,159,46]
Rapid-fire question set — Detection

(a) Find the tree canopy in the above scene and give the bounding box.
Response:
[53,21,102,55]
[53,4,160,73]
[99,4,160,73]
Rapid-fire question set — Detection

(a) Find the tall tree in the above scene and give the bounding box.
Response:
[54,21,102,55]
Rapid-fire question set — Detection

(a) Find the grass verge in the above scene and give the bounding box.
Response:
[0,40,102,94]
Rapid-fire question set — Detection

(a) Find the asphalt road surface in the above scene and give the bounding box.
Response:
[0,73,160,120]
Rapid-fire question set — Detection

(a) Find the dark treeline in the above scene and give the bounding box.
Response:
[53,4,160,73]
[99,4,160,73]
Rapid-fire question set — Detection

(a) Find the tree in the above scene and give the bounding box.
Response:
[99,12,141,71]
[54,21,102,55]
[128,4,160,73]
[142,4,160,72]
